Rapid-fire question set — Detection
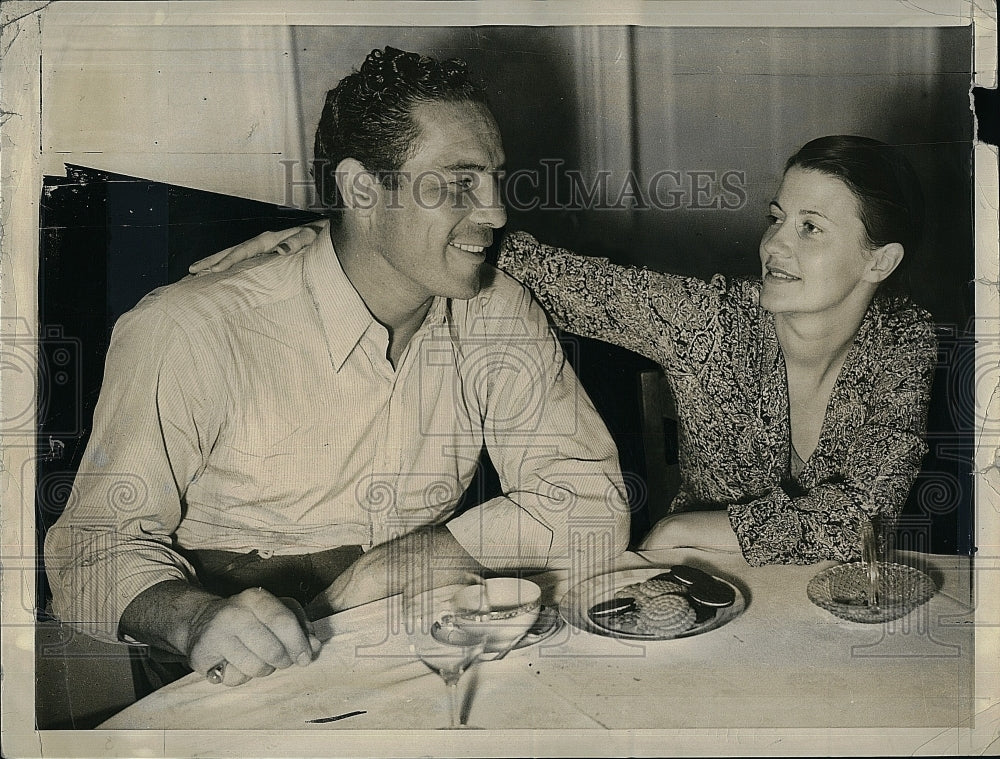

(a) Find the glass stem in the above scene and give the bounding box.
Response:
[446,679,460,728]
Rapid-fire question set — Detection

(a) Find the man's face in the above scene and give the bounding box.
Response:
[370,99,507,304]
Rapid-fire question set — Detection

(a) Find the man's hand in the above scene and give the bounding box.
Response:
[185,589,323,685]
[120,581,322,687]
[187,222,325,275]
[638,509,741,553]
[305,526,483,621]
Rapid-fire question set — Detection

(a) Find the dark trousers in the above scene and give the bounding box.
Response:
[132,545,363,695]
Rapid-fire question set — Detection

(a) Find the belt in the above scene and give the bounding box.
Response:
[179,544,364,607]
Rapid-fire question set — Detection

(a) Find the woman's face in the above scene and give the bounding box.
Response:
[758,167,882,319]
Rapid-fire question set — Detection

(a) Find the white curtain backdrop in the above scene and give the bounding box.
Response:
[42,23,304,206]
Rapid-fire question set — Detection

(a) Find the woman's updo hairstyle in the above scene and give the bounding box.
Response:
[785,135,925,296]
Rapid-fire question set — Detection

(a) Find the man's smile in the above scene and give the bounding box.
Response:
[450,242,487,254]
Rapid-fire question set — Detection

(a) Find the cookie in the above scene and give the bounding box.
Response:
[602,609,642,635]
[619,582,655,602]
[639,577,686,597]
[635,593,697,635]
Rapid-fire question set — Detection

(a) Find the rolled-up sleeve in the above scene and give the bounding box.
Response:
[446,271,630,570]
[43,297,218,642]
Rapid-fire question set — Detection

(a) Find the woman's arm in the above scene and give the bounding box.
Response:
[188,222,326,274]
[198,226,725,369]
[638,510,742,552]
[498,231,723,369]
[641,311,937,564]
[730,320,937,565]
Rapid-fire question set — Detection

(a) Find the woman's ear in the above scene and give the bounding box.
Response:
[865,242,904,283]
[335,158,380,216]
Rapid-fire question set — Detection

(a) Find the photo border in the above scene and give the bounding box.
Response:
[2,2,997,757]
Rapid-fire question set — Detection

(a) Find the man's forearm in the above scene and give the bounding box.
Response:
[306,526,483,619]
[119,579,219,656]
[121,579,323,685]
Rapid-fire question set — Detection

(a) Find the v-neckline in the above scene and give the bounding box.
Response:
[770,309,871,477]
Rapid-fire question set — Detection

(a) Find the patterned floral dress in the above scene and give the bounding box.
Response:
[498,231,938,565]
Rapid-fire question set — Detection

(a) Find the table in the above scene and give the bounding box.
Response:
[99,547,976,732]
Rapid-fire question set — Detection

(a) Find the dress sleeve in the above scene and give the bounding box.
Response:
[727,315,938,566]
[445,272,631,570]
[43,299,221,642]
[497,231,724,369]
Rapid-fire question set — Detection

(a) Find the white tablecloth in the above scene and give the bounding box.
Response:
[99,548,975,732]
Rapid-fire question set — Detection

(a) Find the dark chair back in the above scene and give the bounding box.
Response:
[637,369,682,525]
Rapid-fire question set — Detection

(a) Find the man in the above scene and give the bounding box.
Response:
[44,47,629,687]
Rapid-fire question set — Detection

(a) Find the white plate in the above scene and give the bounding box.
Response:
[558,567,746,640]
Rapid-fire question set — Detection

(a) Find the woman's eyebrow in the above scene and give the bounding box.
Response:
[771,199,834,222]
[799,208,834,222]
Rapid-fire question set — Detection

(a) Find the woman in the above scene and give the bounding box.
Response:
[193,136,936,565]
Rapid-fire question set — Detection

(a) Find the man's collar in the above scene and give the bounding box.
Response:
[303,226,449,371]
[303,226,376,371]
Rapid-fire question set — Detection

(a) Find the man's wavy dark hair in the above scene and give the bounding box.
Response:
[313,46,489,219]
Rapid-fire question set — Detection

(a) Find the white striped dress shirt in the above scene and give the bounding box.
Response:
[44,231,629,641]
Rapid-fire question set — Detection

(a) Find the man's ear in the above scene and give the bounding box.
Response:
[864,242,904,283]
[335,158,380,216]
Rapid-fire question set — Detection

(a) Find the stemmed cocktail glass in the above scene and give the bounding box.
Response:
[405,583,488,729]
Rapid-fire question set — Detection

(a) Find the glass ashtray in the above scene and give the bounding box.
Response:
[807,561,936,623]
